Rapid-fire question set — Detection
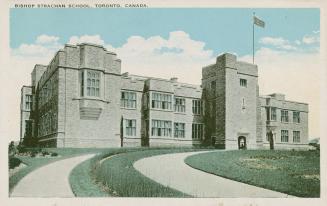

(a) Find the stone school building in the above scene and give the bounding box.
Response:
[20,43,309,150]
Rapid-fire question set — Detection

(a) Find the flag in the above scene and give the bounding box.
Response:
[253,16,265,28]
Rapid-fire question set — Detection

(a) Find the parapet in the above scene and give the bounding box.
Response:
[216,53,237,69]
[268,93,285,101]
[203,53,258,78]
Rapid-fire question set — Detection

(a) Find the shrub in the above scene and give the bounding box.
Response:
[41,150,50,156]
[9,157,22,169]
[17,145,28,154]
[51,152,58,157]
[30,150,38,157]
[8,141,17,156]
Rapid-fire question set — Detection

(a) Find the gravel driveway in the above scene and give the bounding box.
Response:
[10,154,95,197]
[134,151,293,198]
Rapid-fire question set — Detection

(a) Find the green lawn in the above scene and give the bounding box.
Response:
[9,147,109,194]
[69,147,142,197]
[185,150,320,197]
[83,148,208,197]
[69,157,109,197]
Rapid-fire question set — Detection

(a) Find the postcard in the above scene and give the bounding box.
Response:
[1,0,326,206]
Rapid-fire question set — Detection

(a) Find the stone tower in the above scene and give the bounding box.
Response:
[202,53,259,149]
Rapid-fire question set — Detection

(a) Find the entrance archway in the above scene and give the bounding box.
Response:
[238,136,247,150]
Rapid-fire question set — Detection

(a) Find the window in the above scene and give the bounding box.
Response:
[24,120,32,137]
[151,120,172,137]
[293,131,300,143]
[121,91,136,109]
[82,70,100,97]
[174,123,185,138]
[271,107,277,121]
[281,110,289,122]
[211,80,216,91]
[80,71,84,96]
[240,79,247,87]
[281,130,289,142]
[174,97,185,113]
[293,111,300,123]
[125,119,136,136]
[151,92,172,110]
[266,107,270,121]
[25,94,32,110]
[87,71,100,97]
[192,99,203,115]
[192,124,203,139]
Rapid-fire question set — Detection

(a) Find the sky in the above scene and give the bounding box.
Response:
[3,8,320,142]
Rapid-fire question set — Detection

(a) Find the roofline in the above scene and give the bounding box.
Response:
[122,73,201,89]
[259,96,308,105]
[34,64,47,67]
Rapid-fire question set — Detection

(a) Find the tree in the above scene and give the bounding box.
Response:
[8,141,16,156]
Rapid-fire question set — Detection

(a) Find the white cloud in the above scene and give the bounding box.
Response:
[65,32,214,84]
[12,35,62,58]
[10,31,214,85]
[259,36,297,50]
[36,34,59,45]
[12,44,59,58]
[68,35,105,45]
[239,47,320,138]
[1,54,53,143]
[302,35,319,44]
[109,31,214,84]
[6,35,63,142]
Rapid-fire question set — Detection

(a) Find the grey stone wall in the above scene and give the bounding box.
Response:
[259,95,309,150]
[60,44,122,148]
[202,62,226,147]
[120,76,146,146]
[225,56,258,149]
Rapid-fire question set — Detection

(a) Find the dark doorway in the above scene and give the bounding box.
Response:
[211,136,216,146]
[238,136,247,150]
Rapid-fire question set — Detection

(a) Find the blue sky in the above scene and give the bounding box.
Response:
[10,8,319,56]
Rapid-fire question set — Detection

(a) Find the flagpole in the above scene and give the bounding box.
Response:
[253,12,255,64]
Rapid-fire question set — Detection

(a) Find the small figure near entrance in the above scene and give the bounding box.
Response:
[238,136,247,150]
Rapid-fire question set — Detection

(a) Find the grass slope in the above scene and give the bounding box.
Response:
[185,150,320,197]
[69,157,108,197]
[91,148,205,197]
[69,147,141,197]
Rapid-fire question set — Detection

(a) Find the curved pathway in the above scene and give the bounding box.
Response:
[134,151,293,198]
[11,154,95,197]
